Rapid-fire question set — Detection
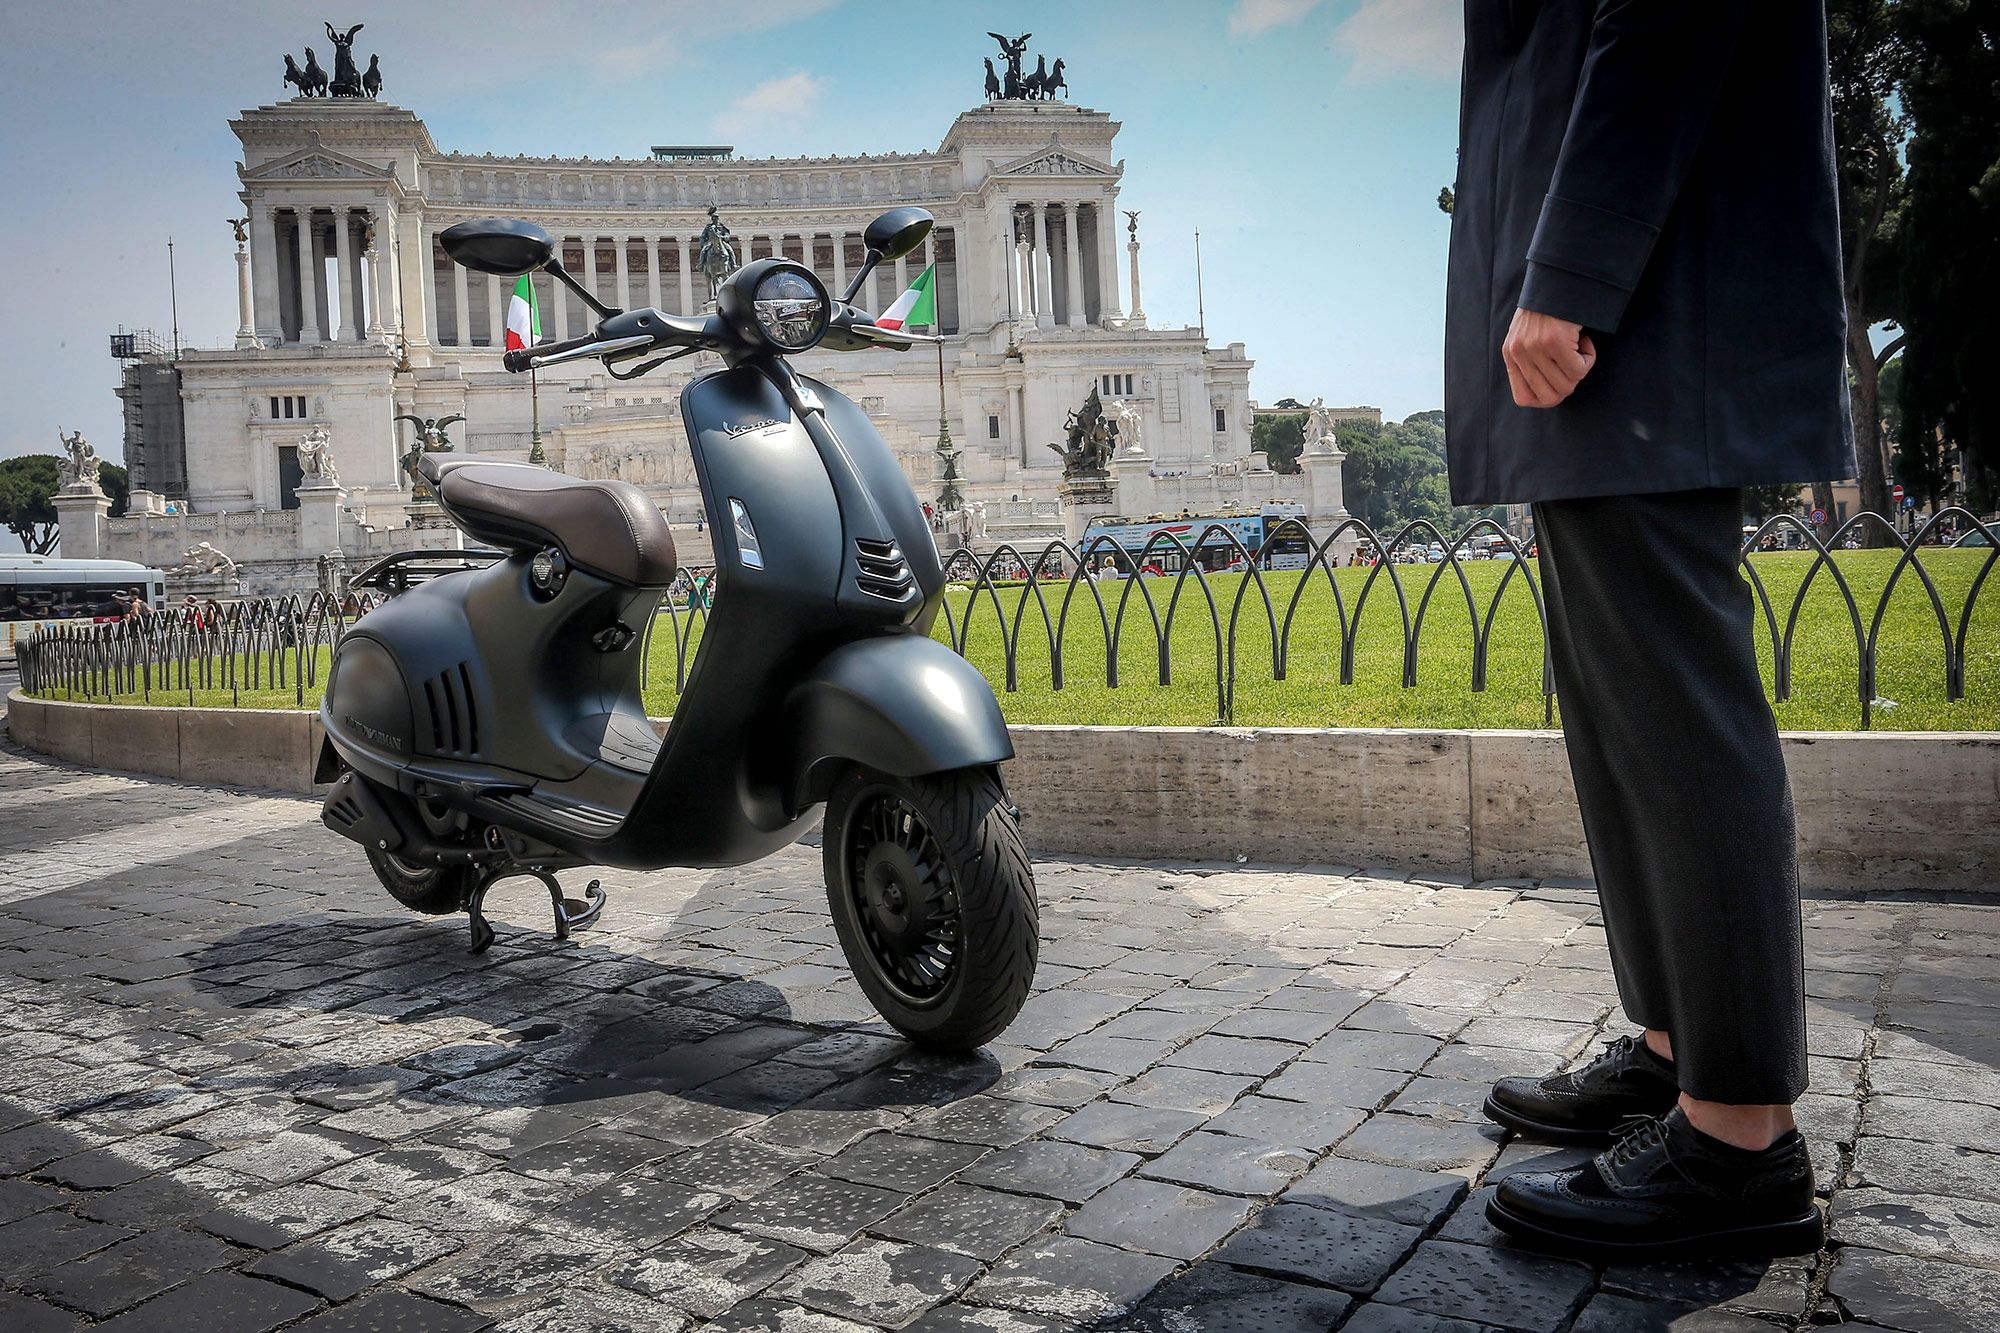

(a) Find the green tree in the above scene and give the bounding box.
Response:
[99,462,129,518]
[1340,415,1495,538]
[0,455,62,553]
[1251,412,1306,474]
[1895,0,2000,515]
[1828,0,1911,539]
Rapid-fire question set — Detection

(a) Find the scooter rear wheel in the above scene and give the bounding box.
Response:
[824,765,1037,1051]
[365,846,475,916]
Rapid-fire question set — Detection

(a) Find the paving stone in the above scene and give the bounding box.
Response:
[1832,1188,2000,1266]
[702,1299,873,1331]
[0,1209,133,1278]
[959,1137,1140,1203]
[1389,1075,1494,1124]
[1375,1239,1594,1331]
[611,1225,810,1317]
[655,1136,811,1198]
[501,1127,667,1186]
[1570,1291,1771,1331]
[987,1065,1126,1109]
[909,1095,1066,1149]
[966,1234,1179,1322]
[0,1177,66,1225]
[1826,1247,2000,1333]
[24,1224,237,1318]
[1338,1114,1505,1175]
[1107,1066,1257,1115]
[247,1216,464,1300]
[287,1290,495,1332]
[536,1172,728,1247]
[1037,1033,1168,1077]
[0,1291,83,1333]
[407,1229,604,1315]
[1048,1099,1206,1154]
[820,1131,991,1194]
[901,1307,1066,1333]
[1850,1135,2000,1204]
[1207,1094,1365,1151]
[316,1144,503,1198]
[90,1270,323,1333]
[774,1236,984,1325]
[1162,1034,1300,1077]
[1284,1156,1468,1229]
[1304,1028,1445,1072]
[1066,1177,1252,1260]
[1261,1059,1412,1108]
[195,1178,380,1248]
[718,1173,908,1252]
[493,1286,691,1333]
[73,1161,264,1228]
[1113,1262,1353,1332]
[873,1182,1064,1261]
[1215,1198,1425,1294]
[385,1169,582,1235]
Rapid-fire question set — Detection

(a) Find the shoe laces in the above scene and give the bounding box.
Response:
[1606,1114,1701,1190]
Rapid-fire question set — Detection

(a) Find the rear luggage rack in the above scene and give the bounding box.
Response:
[854,537,915,601]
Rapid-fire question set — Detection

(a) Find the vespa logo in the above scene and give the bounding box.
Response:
[718,417,783,438]
[344,714,406,753]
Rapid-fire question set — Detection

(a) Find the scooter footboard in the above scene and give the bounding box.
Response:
[780,635,1013,810]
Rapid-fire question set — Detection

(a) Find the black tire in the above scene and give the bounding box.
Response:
[365,846,475,916]
[824,765,1038,1051]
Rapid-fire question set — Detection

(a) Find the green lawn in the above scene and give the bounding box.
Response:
[27,550,1999,732]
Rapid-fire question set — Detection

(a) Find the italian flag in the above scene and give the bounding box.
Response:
[504,274,540,352]
[877,264,936,331]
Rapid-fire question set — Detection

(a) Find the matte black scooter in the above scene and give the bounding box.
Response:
[317,208,1038,1050]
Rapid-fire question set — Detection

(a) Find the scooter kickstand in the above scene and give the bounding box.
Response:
[461,870,607,954]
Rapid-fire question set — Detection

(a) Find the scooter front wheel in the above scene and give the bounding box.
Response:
[824,765,1038,1051]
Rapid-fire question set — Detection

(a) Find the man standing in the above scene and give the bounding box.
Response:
[1445,2,1853,1256]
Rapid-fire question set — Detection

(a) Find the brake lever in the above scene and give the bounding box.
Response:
[605,345,701,380]
[528,334,656,369]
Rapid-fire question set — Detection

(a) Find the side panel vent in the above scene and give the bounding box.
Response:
[854,538,915,601]
[420,663,480,757]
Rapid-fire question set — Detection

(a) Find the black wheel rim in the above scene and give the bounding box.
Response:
[844,788,962,1005]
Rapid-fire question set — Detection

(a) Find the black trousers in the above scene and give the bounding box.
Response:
[1532,488,1807,1105]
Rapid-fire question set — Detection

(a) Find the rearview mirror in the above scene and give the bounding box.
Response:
[863,207,934,262]
[440,218,555,275]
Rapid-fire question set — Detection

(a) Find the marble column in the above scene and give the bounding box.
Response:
[487,272,504,346]
[234,239,256,348]
[893,251,909,309]
[678,236,695,314]
[346,216,368,336]
[582,235,600,313]
[833,230,848,299]
[333,210,356,339]
[1062,203,1086,330]
[614,234,631,312]
[251,208,281,343]
[550,239,571,339]
[311,216,332,340]
[1032,204,1054,329]
[645,235,662,310]
[1094,202,1123,326]
[365,223,386,337]
[295,209,323,343]
[1127,217,1147,328]
[452,255,472,347]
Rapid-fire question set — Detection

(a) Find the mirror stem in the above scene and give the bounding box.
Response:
[839,250,883,306]
[543,259,621,321]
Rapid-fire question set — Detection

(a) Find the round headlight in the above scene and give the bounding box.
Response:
[751,265,829,351]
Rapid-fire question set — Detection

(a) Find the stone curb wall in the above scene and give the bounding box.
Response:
[8,690,1995,893]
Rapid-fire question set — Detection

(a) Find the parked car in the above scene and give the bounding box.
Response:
[1955,529,1993,548]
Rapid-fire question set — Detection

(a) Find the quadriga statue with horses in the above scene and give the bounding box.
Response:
[280,22,384,99]
[984,32,1068,101]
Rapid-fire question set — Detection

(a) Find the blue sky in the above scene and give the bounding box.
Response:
[0,0,1463,464]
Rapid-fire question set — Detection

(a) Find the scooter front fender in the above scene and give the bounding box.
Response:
[780,634,1013,811]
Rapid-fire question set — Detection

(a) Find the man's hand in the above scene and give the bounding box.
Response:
[1503,308,1597,408]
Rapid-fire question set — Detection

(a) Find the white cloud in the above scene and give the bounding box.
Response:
[1230,0,1324,36]
[1331,0,1462,81]
[711,72,828,143]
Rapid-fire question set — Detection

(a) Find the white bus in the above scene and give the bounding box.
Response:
[1,555,167,657]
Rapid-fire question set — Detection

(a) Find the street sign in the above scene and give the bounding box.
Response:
[1893,484,1905,503]
[1904,497,1918,510]
[1810,508,1827,526]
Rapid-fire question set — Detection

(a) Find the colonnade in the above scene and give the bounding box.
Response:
[256,205,393,345]
[425,224,966,348]
[1004,200,1122,331]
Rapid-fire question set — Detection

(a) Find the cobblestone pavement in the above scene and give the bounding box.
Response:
[1,739,1996,1332]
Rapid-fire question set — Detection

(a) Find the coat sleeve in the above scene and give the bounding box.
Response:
[1516,0,1751,333]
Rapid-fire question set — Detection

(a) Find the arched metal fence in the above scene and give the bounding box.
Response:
[13,509,1995,730]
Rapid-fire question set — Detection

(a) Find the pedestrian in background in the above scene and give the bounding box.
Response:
[1445,0,1852,1259]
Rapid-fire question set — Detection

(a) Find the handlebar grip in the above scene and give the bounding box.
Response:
[503,333,600,372]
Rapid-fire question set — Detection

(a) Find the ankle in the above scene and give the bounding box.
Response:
[1642,1028,1675,1065]
[1679,1095,1794,1151]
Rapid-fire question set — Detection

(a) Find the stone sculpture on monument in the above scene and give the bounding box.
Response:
[297,426,340,487]
[56,429,103,493]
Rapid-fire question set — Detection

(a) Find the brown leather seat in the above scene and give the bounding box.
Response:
[427,457,677,587]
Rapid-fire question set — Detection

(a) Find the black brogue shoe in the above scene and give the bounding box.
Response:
[1483,1033,1679,1144]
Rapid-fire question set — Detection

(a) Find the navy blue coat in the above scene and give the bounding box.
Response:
[1444,0,1855,506]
